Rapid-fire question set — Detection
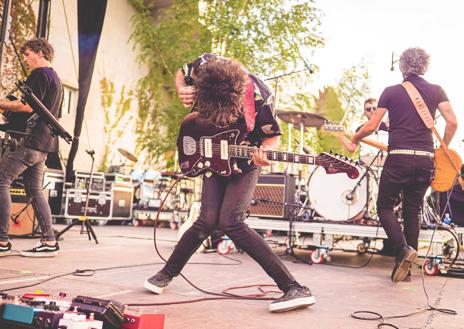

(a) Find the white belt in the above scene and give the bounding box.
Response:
[389,149,434,158]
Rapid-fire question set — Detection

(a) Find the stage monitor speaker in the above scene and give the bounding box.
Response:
[8,188,35,236]
[249,173,295,219]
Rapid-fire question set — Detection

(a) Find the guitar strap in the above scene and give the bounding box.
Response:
[243,76,256,132]
[402,81,464,185]
[401,81,435,132]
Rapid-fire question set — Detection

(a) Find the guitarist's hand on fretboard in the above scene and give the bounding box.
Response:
[252,146,272,166]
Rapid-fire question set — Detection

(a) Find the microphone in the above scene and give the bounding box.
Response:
[85,149,95,156]
[302,146,311,154]
[345,192,354,201]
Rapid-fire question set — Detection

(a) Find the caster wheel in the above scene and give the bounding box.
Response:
[423,259,439,276]
[169,221,178,230]
[357,243,367,253]
[310,250,326,264]
[217,240,231,255]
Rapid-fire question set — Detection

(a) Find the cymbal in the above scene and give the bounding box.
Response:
[276,110,327,128]
[117,148,138,162]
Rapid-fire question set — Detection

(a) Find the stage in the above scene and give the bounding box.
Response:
[1,224,463,329]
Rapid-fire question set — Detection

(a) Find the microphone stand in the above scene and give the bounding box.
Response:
[56,149,99,244]
[346,150,382,221]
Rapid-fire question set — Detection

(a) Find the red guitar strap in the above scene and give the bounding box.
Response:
[243,76,256,132]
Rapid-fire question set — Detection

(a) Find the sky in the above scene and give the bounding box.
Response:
[310,0,464,154]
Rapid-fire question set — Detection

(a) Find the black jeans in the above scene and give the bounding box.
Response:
[162,167,297,291]
[0,142,54,242]
[377,154,434,254]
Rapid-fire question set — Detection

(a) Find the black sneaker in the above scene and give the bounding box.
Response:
[144,271,172,294]
[20,241,59,258]
[0,242,12,257]
[269,286,316,313]
[391,246,417,282]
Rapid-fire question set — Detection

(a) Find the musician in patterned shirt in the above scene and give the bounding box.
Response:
[144,54,316,313]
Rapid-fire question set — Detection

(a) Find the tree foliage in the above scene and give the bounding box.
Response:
[98,78,134,172]
[0,0,36,92]
[129,0,324,164]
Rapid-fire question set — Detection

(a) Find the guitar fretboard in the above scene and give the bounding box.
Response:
[229,145,316,164]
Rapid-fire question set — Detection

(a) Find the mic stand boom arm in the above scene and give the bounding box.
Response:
[15,81,73,144]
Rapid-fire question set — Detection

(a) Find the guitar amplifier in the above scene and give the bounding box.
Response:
[9,188,35,236]
[110,184,134,219]
[249,173,295,219]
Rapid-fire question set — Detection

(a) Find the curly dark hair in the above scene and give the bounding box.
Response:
[194,59,248,127]
[20,37,55,62]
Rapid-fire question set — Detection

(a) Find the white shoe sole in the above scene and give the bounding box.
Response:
[269,295,316,313]
[0,251,11,257]
[144,279,164,294]
[20,251,59,258]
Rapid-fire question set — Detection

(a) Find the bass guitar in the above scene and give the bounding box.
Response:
[321,123,464,192]
[177,113,359,179]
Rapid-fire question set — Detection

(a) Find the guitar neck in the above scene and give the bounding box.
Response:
[229,145,317,165]
[345,132,388,152]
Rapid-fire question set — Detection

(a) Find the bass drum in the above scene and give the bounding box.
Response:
[307,165,378,221]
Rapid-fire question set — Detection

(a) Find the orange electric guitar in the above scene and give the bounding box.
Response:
[321,123,464,192]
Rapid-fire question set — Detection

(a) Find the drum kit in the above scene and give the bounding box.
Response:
[276,110,382,222]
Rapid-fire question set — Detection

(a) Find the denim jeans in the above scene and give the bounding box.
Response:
[377,154,434,254]
[162,167,297,291]
[0,142,54,242]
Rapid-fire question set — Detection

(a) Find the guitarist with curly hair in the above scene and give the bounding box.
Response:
[144,54,316,313]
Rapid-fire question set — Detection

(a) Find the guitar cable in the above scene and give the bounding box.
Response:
[351,178,459,328]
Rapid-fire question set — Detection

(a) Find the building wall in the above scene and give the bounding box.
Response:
[45,0,147,172]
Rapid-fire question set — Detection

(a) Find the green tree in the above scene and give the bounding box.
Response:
[98,78,134,172]
[129,0,324,164]
[0,0,36,92]
[315,86,349,155]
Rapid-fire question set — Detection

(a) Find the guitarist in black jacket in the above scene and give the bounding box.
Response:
[144,54,316,313]
[342,47,457,282]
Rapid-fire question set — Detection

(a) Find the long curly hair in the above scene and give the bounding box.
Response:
[194,59,248,127]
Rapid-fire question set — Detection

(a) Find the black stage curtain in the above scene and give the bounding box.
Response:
[66,0,107,180]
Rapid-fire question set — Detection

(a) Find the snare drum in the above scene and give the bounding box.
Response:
[307,164,378,221]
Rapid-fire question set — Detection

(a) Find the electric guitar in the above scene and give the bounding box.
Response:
[321,123,464,192]
[177,113,359,179]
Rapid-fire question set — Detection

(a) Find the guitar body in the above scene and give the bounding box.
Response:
[432,147,463,192]
[177,113,247,177]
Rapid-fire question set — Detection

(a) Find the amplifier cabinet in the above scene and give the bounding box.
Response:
[249,173,295,219]
[8,188,35,236]
[64,189,112,219]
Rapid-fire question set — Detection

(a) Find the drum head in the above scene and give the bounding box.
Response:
[307,165,374,221]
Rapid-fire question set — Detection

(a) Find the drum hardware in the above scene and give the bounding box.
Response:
[344,150,382,220]
[117,148,138,175]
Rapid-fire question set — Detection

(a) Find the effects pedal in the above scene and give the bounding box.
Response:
[58,312,103,329]
[122,311,165,329]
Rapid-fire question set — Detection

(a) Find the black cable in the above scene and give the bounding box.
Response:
[146,174,282,304]
[351,181,458,328]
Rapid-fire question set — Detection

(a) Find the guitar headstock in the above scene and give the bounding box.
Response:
[316,152,359,179]
[320,123,345,137]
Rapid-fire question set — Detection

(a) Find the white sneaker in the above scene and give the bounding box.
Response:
[20,241,59,258]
